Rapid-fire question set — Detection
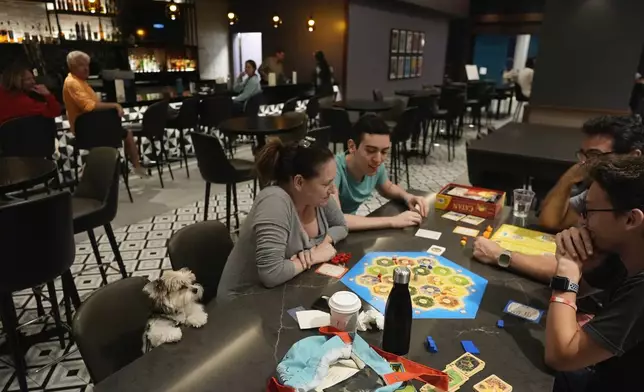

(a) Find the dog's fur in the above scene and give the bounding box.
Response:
[142,268,208,352]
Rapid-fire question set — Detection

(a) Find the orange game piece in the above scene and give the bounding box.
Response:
[483,231,491,239]
[486,225,493,232]
[460,239,467,246]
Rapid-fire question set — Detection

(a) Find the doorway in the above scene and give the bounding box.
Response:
[232,32,263,78]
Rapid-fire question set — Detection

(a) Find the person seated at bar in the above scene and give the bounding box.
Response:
[216,138,347,301]
[63,51,147,177]
[259,49,286,84]
[546,155,644,392]
[312,51,335,98]
[516,57,535,99]
[0,63,61,125]
[232,59,262,114]
[333,114,427,231]
[472,115,644,282]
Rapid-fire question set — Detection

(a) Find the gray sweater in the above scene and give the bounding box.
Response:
[217,186,348,301]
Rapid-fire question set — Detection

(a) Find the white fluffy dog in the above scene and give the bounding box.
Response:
[142,268,208,352]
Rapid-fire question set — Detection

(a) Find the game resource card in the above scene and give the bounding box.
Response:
[503,300,544,323]
[473,374,513,392]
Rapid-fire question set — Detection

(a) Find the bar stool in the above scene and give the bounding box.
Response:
[0,192,79,392]
[281,97,298,114]
[320,107,351,153]
[166,97,200,178]
[391,107,419,188]
[199,96,235,156]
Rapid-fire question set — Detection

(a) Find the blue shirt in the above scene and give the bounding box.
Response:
[232,74,262,103]
[334,153,387,214]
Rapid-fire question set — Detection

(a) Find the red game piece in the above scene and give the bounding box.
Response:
[377,273,382,282]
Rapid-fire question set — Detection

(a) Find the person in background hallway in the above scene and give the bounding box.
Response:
[217,139,347,301]
[232,59,262,114]
[517,57,535,99]
[0,63,61,125]
[312,51,335,98]
[259,49,286,84]
[63,51,147,178]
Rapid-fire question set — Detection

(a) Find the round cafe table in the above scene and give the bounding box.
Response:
[219,115,306,150]
[334,99,393,116]
[0,157,57,195]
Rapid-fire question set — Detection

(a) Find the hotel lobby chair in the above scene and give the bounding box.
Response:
[391,106,419,188]
[306,96,321,128]
[0,192,79,392]
[281,97,299,114]
[72,276,152,384]
[308,126,331,150]
[199,96,236,157]
[166,97,200,178]
[319,107,351,153]
[125,100,174,188]
[244,93,264,118]
[513,83,530,122]
[191,132,256,229]
[72,147,128,286]
[168,220,234,304]
[75,109,133,202]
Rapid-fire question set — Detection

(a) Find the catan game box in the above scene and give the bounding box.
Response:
[435,183,506,219]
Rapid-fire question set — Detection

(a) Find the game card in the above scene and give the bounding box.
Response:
[295,310,330,329]
[460,215,485,226]
[503,300,544,323]
[427,245,446,256]
[287,306,305,321]
[442,211,466,221]
[415,229,442,240]
[443,366,468,391]
[447,352,485,378]
[473,374,513,392]
[316,263,348,278]
[453,226,480,237]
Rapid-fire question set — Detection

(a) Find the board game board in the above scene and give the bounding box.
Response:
[491,224,556,256]
[341,252,488,319]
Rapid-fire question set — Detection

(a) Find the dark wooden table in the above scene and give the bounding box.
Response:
[466,122,581,205]
[95,192,553,392]
[219,115,306,150]
[334,99,394,116]
[395,89,440,97]
[0,157,57,195]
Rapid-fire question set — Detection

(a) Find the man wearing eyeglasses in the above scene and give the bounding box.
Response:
[545,155,644,391]
[471,115,644,283]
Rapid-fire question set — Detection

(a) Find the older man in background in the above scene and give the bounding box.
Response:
[63,50,147,177]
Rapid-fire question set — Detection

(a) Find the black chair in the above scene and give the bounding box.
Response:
[513,83,530,122]
[75,109,133,202]
[244,93,264,118]
[199,96,236,157]
[72,276,152,384]
[390,107,419,188]
[166,97,200,178]
[168,221,234,304]
[406,95,435,160]
[305,96,321,128]
[0,192,80,392]
[191,132,256,229]
[72,147,128,285]
[126,100,174,188]
[281,97,298,114]
[308,126,332,150]
[0,115,57,158]
[432,87,466,161]
[319,107,351,153]
[373,89,384,102]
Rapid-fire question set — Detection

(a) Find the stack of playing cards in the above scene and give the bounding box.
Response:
[503,300,544,324]
[419,352,487,392]
[473,374,513,391]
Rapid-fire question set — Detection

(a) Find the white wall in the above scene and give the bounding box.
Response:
[196,0,229,80]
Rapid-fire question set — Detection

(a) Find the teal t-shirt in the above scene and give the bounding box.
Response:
[334,153,387,214]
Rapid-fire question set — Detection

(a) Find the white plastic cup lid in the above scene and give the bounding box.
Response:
[328,291,361,314]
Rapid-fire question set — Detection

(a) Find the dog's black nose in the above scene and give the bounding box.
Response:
[192,287,198,294]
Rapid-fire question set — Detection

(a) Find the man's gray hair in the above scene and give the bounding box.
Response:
[67,51,90,68]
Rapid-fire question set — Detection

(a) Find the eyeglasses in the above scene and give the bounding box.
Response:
[576,149,613,162]
[579,207,619,219]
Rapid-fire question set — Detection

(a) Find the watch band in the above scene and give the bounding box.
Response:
[550,296,578,311]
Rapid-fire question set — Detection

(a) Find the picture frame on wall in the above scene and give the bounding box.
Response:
[406,32,413,53]
[404,56,411,78]
[419,32,425,53]
[397,56,405,79]
[410,57,417,76]
[390,29,399,53]
[390,56,398,80]
[413,32,419,53]
[399,30,407,54]
[417,56,423,77]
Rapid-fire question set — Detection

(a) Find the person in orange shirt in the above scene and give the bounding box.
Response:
[63,51,147,177]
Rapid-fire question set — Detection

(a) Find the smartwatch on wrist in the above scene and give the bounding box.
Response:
[549,276,579,293]
[497,250,512,268]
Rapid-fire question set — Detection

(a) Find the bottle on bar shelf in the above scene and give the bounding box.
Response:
[80,22,86,40]
[0,23,7,44]
[98,18,104,41]
[75,22,80,40]
[66,0,73,11]
[86,22,92,41]
[7,21,14,43]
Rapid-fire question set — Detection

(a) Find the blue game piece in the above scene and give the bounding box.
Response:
[426,336,438,353]
[497,320,504,328]
[461,340,479,355]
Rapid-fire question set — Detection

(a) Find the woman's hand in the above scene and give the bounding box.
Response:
[310,243,337,266]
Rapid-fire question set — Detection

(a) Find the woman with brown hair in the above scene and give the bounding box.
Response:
[0,63,61,124]
[217,138,348,301]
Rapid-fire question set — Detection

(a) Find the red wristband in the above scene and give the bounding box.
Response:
[550,296,578,311]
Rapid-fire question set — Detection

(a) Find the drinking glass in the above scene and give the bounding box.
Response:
[513,189,535,218]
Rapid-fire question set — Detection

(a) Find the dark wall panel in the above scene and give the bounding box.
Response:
[531,0,644,111]
[346,1,448,99]
[231,0,346,87]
